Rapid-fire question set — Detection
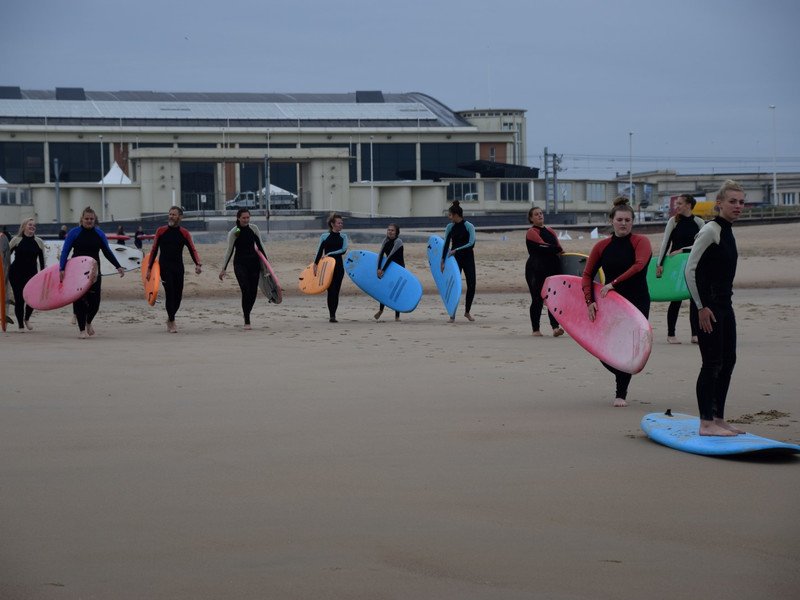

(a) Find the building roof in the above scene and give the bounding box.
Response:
[0,88,472,129]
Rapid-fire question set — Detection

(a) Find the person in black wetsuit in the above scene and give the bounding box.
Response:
[656,193,706,344]
[314,213,348,323]
[59,206,125,339]
[685,180,747,437]
[525,206,564,337]
[146,206,202,333]
[440,200,477,323]
[219,208,267,330]
[582,197,652,407]
[134,226,144,251]
[374,223,404,322]
[8,217,45,331]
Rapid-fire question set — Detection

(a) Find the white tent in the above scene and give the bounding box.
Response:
[99,162,132,185]
[0,174,7,185]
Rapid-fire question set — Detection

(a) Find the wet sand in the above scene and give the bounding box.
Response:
[1,223,799,599]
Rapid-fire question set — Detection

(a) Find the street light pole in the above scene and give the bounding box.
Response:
[369,135,375,218]
[628,131,633,205]
[769,105,778,205]
[99,134,106,221]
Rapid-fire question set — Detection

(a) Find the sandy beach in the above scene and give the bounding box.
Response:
[1,222,799,599]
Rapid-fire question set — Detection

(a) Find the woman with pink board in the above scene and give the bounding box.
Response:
[582,197,652,407]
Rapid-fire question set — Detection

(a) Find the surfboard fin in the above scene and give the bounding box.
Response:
[665,409,673,417]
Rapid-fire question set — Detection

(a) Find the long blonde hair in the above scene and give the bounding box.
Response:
[17,217,35,237]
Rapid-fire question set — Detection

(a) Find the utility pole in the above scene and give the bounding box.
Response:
[543,147,550,213]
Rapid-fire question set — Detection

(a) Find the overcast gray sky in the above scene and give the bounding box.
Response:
[2,0,798,179]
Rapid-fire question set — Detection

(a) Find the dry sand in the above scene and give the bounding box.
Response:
[1,222,799,599]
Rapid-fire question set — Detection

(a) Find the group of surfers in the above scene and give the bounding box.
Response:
[2,180,746,436]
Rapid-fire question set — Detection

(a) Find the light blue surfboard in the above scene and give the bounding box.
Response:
[427,235,461,319]
[344,250,423,313]
[646,251,690,302]
[641,412,800,456]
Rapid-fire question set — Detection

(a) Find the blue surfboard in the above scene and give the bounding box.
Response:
[427,235,461,319]
[344,250,423,313]
[641,412,800,456]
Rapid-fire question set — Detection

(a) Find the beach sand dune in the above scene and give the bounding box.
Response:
[1,223,798,599]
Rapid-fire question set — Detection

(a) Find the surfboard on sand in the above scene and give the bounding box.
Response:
[43,240,142,275]
[141,253,160,306]
[256,244,282,304]
[23,257,98,311]
[542,274,652,374]
[646,251,691,302]
[298,256,336,295]
[345,250,423,313]
[0,259,6,332]
[426,235,461,318]
[641,411,800,456]
[560,253,604,283]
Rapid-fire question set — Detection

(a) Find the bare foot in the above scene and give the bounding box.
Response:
[70,314,77,325]
[167,320,177,333]
[24,320,33,331]
[532,330,543,337]
[699,420,738,436]
[553,327,564,337]
[691,336,699,344]
[78,330,88,339]
[448,317,455,323]
[464,312,475,322]
[714,418,745,435]
[243,324,252,330]
[86,323,95,337]
[374,309,383,320]
[667,336,681,344]
[612,398,628,407]
[394,316,400,322]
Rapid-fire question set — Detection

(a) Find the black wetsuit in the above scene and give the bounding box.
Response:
[442,221,476,313]
[377,237,404,318]
[658,215,704,337]
[223,225,266,326]
[315,232,348,321]
[685,217,738,422]
[8,235,45,327]
[525,225,562,331]
[149,225,202,322]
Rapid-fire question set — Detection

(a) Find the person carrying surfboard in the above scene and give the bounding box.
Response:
[219,208,267,331]
[59,206,125,339]
[583,197,652,407]
[374,223,404,322]
[525,206,564,337]
[441,201,477,323]
[656,194,705,344]
[146,206,202,333]
[685,180,746,437]
[7,217,45,331]
[313,213,348,323]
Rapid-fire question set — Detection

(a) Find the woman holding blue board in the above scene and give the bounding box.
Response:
[656,193,705,344]
[441,201,476,323]
[314,213,348,323]
[525,207,564,337]
[374,223,404,322]
[219,208,267,330]
[583,197,652,407]
[685,180,746,437]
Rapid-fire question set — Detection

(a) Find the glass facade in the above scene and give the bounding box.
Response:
[180,162,215,211]
[360,143,415,181]
[0,142,45,184]
[420,143,475,179]
[49,142,106,183]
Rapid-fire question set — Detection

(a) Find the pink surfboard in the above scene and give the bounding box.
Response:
[255,243,282,304]
[23,257,98,311]
[542,274,652,374]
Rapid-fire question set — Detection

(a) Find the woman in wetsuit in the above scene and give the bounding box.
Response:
[7,218,45,331]
[219,208,267,330]
[656,193,706,344]
[525,206,564,337]
[685,180,746,437]
[59,207,125,339]
[374,223,404,322]
[314,213,348,323]
[441,200,476,323]
[582,197,652,407]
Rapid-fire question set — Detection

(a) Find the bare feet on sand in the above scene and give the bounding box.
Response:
[553,327,564,337]
[667,336,681,344]
[613,398,628,407]
[699,420,739,436]
[24,320,32,330]
[243,324,252,331]
[374,309,383,320]
[78,330,88,339]
[167,320,177,333]
[86,323,95,337]
[448,317,455,323]
[691,336,699,344]
[532,330,543,337]
[464,312,475,322]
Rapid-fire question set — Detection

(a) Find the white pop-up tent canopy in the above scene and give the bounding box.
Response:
[0,174,7,185]
[99,162,132,184]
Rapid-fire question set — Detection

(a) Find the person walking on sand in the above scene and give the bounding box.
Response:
[7,218,45,331]
[582,197,652,407]
[440,200,477,323]
[146,206,202,333]
[525,206,564,337]
[374,223,404,322]
[656,193,705,344]
[59,207,125,339]
[685,180,747,437]
[314,213,348,323]
[219,208,267,330]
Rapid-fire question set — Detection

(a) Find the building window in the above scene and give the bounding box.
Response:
[447,181,478,202]
[49,142,106,183]
[500,181,529,202]
[360,143,415,181]
[781,192,796,205]
[558,182,573,204]
[587,182,606,203]
[0,142,45,184]
[420,143,475,179]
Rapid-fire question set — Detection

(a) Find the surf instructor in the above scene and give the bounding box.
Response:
[219,208,267,330]
[146,206,202,333]
[59,206,124,339]
[582,197,652,407]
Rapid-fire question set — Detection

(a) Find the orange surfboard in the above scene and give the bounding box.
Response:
[142,253,161,306]
[298,256,336,295]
